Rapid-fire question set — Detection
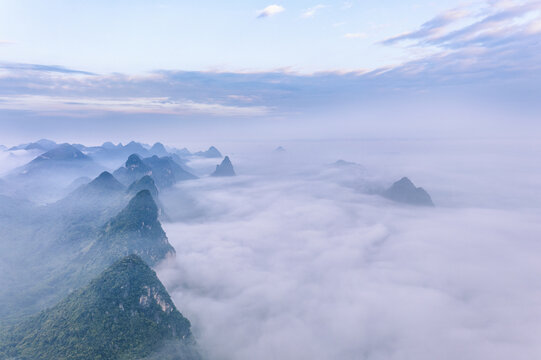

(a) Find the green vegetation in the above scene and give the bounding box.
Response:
[0,255,198,360]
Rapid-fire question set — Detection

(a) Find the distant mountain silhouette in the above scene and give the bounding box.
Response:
[383,177,434,206]
[123,141,150,155]
[114,154,197,189]
[149,142,169,156]
[90,141,151,165]
[173,147,191,157]
[101,141,121,150]
[332,159,359,167]
[30,143,91,163]
[211,156,236,177]
[195,146,222,158]
[9,139,57,152]
[10,144,101,190]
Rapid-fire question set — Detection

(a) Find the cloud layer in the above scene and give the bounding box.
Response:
[157,139,541,360]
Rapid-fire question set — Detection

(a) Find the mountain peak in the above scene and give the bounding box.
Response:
[101,141,118,149]
[126,153,145,167]
[88,171,125,192]
[211,155,236,177]
[384,177,434,206]
[150,142,168,156]
[123,189,158,221]
[33,143,90,162]
[79,188,175,268]
[195,146,222,158]
[25,139,57,151]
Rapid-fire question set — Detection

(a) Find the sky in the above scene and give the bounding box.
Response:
[0,0,540,144]
[0,0,461,73]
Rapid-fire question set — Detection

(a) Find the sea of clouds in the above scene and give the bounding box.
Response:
[157,138,541,360]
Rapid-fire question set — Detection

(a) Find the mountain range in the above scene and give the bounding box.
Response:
[0,170,177,324]
[114,154,197,189]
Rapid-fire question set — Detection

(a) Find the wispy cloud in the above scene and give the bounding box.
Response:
[382,1,541,47]
[378,0,541,84]
[381,8,471,45]
[0,62,95,75]
[0,95,270,117]
[301,4,327,18]
[257,5,285,19]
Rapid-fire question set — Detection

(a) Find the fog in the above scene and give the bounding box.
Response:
[156,138,541,360]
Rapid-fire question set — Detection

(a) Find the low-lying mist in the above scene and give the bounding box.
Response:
[157,138,541,360]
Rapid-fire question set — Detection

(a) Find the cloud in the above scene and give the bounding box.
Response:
[0,62,95,75]
[156,140,541,360]
[375,0,541,94]
[344,32,367,39]
[381,8,470,45]
[0,95,270,117]
[382,1,541,47]
[301,4,327,18]
[257,5,285,19]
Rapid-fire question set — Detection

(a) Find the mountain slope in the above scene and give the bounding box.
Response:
[0,255,198,360]
[83,189,175,268]
[128,175,159,198]
[50,171,128,238]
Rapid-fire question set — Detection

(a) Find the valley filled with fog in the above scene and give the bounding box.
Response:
[153,138,541,360]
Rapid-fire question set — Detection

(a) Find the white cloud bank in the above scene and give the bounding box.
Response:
[157,139,541,360]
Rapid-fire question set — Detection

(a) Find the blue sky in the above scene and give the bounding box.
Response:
[0,0,540,144]
[0,0,463,73]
